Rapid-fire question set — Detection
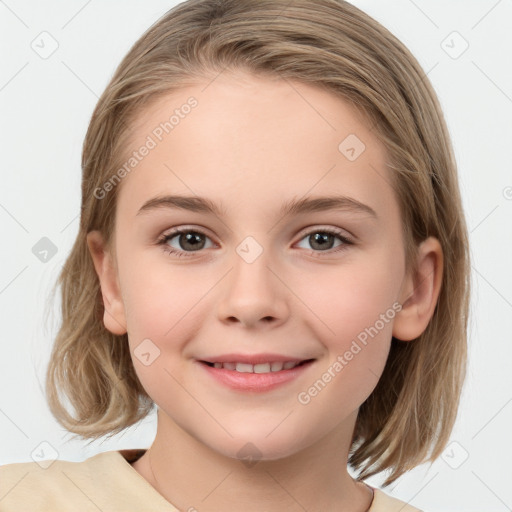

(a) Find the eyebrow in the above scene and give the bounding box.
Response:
[136,194,377,219]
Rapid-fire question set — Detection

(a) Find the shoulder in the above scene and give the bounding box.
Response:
[0,449,175,512]
[0,451,120,511]
[370,487,423,512]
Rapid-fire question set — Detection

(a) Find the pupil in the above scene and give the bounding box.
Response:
[310,232,333,251]
[181,232,205,251]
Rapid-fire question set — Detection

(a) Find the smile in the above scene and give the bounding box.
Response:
[201,360,312,373]
[197,359,316,392]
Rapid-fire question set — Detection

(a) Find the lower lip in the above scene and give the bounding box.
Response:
[197,360,315,392]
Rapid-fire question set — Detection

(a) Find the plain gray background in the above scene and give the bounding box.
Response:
[0,1,511,510]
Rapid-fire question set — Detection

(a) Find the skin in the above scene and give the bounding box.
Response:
[87,71,443,511]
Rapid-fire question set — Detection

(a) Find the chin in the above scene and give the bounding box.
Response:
[203,429,309,464]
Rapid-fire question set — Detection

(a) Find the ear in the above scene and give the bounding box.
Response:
[86,230,127,336]
[392,236,443,341]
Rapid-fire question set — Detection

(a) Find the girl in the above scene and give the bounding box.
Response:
[0,0,469,510]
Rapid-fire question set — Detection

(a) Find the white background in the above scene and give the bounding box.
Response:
[0,1,511,510]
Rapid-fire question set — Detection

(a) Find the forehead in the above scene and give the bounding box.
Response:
[117,71,396,221]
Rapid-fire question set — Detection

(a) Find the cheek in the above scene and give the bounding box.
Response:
[297,252,402,340]
[118,259,212,396]
[118,258,223,397]
[120,253,210,338]
[294,253,401,398]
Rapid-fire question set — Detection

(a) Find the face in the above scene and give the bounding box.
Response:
[91,71,417,461]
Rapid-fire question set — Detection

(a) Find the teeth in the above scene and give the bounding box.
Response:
[210,361,303,373]
[254,363,271,373]
[236,363,253,373]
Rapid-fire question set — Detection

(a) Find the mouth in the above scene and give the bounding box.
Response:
[199,359,315,373]
[196,358,316,392]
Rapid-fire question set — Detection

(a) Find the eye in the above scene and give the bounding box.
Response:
[295,227,353,255]
[157,228,215,258]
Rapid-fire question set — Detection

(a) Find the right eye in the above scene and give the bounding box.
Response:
[157,227,216,258]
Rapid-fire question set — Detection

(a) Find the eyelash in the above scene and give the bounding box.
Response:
[157,226,354,259]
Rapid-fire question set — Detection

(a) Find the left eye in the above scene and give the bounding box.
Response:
[296,229,352,252]
[158,227,352,258]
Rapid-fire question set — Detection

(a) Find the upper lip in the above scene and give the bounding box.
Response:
[198,353,315,365]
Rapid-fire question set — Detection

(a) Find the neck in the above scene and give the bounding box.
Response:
[132,408,373,512]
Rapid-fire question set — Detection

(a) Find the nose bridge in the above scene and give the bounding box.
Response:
[216,236,288,327]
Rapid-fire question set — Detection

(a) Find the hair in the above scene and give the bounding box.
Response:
[45,0,470,487]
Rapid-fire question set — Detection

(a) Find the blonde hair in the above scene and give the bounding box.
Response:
[45,0,470,487]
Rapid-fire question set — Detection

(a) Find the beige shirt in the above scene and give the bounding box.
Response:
[0,449,422,511]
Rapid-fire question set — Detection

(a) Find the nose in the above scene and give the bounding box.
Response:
[216,249,289,329]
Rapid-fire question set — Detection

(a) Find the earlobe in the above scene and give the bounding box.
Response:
[392,236,443,342]
[86,230,127,336]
